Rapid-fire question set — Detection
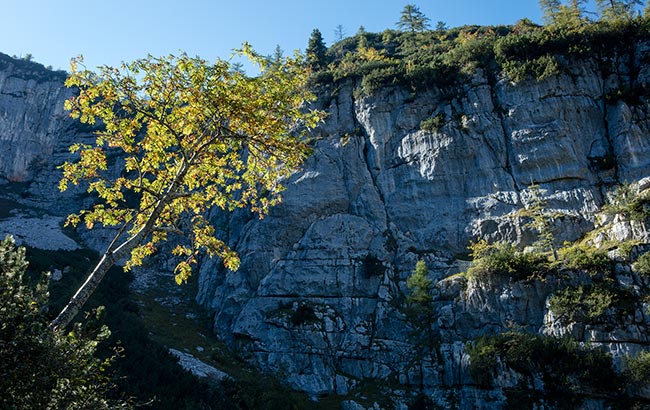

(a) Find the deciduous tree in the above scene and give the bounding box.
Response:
[51,46,322,330]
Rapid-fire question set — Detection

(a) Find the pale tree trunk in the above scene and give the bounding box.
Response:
[50,157,190,331]
[50,193,171,331]
[50,245,129,331]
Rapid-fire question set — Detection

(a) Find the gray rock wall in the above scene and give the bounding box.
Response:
[0,54,72,183]
[196,53,650,406]
[1,49,649,408]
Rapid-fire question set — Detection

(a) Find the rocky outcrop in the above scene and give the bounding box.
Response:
[195,51,650,407]
[0,53,73,183]
[0,54,93,249]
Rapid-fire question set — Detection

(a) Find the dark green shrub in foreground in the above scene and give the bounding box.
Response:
[0,236,122,410]
[27,245,318,409]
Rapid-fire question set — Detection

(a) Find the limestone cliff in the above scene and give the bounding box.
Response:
[1,45,650,409]
[194,48,650,408]
[0,53,73,183]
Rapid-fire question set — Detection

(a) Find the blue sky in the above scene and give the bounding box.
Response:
[1,1,603,73]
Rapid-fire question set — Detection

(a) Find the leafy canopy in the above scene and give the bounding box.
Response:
[60,46,322,285]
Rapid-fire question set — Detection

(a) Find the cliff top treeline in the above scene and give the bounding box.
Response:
[0,52,67,83]
[307,4,650,95]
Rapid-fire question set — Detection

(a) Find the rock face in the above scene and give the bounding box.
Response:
[2,50,650,408]
[0,53,73,183]
[0,54,94,249]
[195,52,650,407]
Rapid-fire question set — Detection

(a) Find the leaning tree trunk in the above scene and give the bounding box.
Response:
[50,193,173,331]
[50,247,127,331]
[50,156,190,331]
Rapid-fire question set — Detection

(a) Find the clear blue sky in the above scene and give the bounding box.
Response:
[1,1,605,73]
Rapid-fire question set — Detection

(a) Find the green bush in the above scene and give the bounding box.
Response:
[420,113,446,132]
[0,236,122,410]
[548,282,636,324]
[624,350,650,386]
[466,335,499,387]
[467,332,619,394]
[360,64,402,94]
[557,245,612,275]
[466,241,549,282]
[603,182,650,222]
[633,252,650,276]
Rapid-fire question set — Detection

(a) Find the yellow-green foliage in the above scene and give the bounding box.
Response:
[548,284,614,322]
[624,350,650,385]
[60,49,323,285]
[465,240,549,282]
[467,332,618,393]
[407,259,433,305]
[603,182,650,223]
[633,252,650,276]
[556,244,612,275]
[420,113,446,132]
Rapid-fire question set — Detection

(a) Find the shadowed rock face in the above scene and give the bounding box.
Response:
[2,49,650,407]
[195,50,650,405]
[0,54,72,183]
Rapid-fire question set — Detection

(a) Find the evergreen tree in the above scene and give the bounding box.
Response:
[0,236,121,409]
[407,260,433,306]
[334,24,346,41]
[269,44,284,68]
[405,260,438,395]
[596,0,642,22]
[539,0,562,25]
[397,4,431,32]
[306,28,327,70]
[540,0,589,28]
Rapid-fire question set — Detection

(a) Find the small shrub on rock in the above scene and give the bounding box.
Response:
[624,350,650,386]
[466,240,549,282]
[633,252,650,277]
[467,332,618,394]
[557,245,612,275]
